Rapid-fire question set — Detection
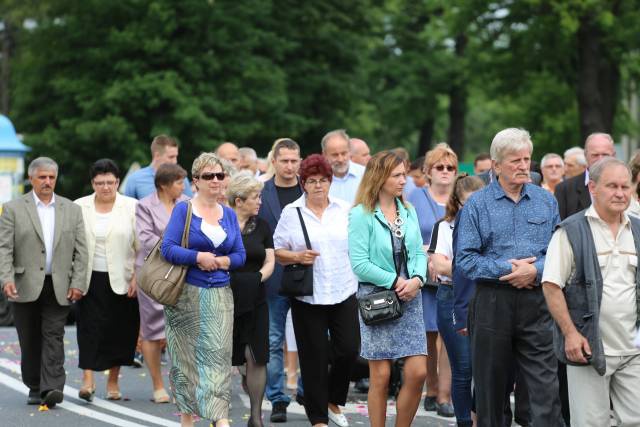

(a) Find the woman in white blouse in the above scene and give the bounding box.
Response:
[74,159,139,402]
[273,154,359,427]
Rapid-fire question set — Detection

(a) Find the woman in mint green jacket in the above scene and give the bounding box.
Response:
[348,151,427,427]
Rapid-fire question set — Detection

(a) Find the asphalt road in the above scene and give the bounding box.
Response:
[0,326,457,426]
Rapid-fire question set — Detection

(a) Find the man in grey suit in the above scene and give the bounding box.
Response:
[0,157,88,407]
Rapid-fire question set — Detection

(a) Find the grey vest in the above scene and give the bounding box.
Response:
[555,210,640,375]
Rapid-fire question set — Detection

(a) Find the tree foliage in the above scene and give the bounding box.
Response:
[3,0,640,197]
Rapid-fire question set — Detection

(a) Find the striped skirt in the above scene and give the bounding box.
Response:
[164,283,234,421]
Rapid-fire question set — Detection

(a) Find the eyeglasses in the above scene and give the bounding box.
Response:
[433,165,456,172]
[197,172,225,181]
[305,178,330,186]
[93,180,117,187]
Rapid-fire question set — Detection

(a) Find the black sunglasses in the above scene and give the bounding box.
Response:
[434,165,456,172]
[197,172,225,181]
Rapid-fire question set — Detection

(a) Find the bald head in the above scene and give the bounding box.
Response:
[584,133,615,167]
[350,138,371,166]
[216,142,240,166]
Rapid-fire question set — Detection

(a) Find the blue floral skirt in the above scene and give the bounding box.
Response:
[358,283,427,360]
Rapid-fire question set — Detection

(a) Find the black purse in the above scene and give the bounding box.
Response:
[357,215,406,325]
[279,208,314,297]
[357,285,403,326]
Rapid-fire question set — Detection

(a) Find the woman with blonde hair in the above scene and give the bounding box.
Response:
[407,142,457,416]
[348,151,427,427]
[161,153,246,427]
[227,172,275,427]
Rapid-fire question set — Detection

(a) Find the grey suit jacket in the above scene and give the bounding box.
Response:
[0,192,88,306]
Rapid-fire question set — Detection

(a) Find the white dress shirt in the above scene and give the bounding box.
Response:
[328,161,365,205]
[33,192,56,274]
[273,195,358,305]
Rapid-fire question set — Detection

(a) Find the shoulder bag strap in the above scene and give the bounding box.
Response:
[296,207,312,250]
[181,201,193,248]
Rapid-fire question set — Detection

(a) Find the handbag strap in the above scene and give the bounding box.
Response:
[296,207,312,250]
[181,201,193,248]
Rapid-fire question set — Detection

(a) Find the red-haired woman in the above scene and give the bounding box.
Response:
[273,154,359,427]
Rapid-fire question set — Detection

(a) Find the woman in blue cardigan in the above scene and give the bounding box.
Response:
[348,151,427,427]
[161,153,246,427]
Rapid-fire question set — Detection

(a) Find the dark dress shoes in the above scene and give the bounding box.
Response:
[270,401,288,423]
[27,389,40,405]
[41,389,64,408]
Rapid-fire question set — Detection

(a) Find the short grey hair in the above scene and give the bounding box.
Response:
[564,146,587,166]
[239,147,257,162]
[490,128,533,163]
[321,129,350,152]
[28,157,58,177]
[226,171,264,207]
[589,157,630,183]
[540,153,564,168]
[191,152,224,178]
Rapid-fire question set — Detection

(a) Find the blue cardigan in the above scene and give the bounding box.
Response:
[161,201,246,288]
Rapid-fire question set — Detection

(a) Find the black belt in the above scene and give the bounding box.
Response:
[438,280,452,287]
[477,279,541,291]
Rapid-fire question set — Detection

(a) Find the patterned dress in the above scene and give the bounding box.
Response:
[358,234,427,360]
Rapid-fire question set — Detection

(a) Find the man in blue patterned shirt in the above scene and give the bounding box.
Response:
[456,128,563,426]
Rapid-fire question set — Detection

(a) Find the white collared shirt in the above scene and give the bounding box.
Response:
[273,195,358,305]
[33,192,56,274]
[329,161,365,205]
[543,205,639,356]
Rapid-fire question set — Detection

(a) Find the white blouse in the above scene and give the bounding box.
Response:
[273,195,358,305]
[92,212,111,272]
[433,219,454,282]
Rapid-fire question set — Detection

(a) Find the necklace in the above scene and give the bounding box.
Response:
[387,209,404,238]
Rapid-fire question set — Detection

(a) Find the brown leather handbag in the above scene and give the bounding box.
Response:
[138,202,192,306]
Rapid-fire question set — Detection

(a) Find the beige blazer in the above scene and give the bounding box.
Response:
[0,192,88,306]
[75,193,139,295]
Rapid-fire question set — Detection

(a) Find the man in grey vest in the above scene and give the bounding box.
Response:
[542,157,640,427]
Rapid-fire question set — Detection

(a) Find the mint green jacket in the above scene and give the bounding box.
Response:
[348,200,427,289]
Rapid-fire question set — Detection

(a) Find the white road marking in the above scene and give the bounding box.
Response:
[0,370,150,427]
[0,357,180,427]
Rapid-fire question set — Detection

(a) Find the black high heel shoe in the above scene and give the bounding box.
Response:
[247,417,264,427]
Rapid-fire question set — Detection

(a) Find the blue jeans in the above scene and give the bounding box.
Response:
[437,284,473,423]
[266,294,304,404]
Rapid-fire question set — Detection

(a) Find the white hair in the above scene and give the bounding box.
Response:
[239,147,257,162]
[489,128,533,163]
[589,157,630,183]
[28,157,58,177]
[321,129,350,152]
[563,146,587,166]
[540,153,564,168]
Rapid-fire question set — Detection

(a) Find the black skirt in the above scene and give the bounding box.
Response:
[76,271,140,370]
[232,301,269,366]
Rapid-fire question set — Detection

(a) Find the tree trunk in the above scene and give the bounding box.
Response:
[576,13,620,142]
[447,34,467,157]
[0,20,11,115]
[417,116,434,157]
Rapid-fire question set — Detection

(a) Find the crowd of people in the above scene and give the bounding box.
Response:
[1,128,640,427]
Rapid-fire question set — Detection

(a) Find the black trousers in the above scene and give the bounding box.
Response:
[290,295,360,425]
[470,283,562,427]
[12,276,69,394]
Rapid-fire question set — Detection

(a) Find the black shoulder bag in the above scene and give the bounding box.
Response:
[279,208,314,297]
[357,216,405,325]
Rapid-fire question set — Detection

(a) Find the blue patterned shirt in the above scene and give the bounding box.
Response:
[455,178,560,284]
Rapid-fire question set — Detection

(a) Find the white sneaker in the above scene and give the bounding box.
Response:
[328,407,349,427]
